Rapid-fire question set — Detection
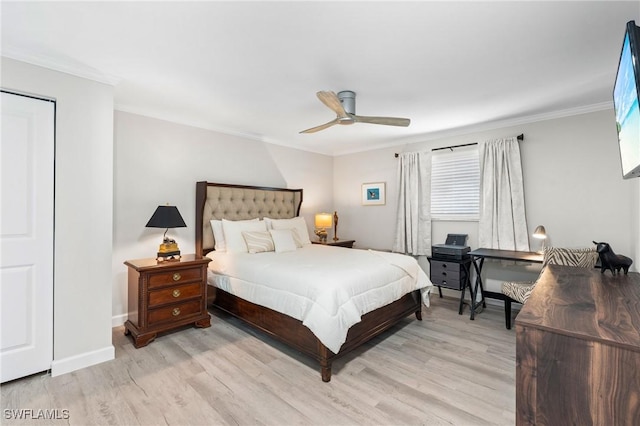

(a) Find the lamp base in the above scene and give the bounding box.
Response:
[314,229,328,243]
[157,240,181,262]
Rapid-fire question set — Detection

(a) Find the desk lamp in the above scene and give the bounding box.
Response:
[533,225,547,253]
[146,205,187,261]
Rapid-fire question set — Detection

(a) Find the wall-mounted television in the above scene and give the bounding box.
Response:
[613,20,640,179]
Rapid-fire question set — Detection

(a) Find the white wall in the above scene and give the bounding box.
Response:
[112,111,333,324]
[6,57,638,367]
[1,58,115,375]
[334,109,640,293]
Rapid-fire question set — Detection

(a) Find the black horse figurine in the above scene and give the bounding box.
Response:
[593,241,633,275]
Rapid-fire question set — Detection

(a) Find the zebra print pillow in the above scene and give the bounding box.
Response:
[542,247,598,268]
[242,231,275,254]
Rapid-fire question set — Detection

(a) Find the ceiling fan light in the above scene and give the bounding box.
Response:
[337,90,356,115]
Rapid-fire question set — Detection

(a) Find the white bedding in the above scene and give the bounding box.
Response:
[206,244,433,353]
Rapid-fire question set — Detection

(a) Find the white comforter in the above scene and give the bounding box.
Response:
[207,245,432,353]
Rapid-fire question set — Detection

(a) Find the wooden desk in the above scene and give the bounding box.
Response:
[516,265,640,425]
[468,248,543,320]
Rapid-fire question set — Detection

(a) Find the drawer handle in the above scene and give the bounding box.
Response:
[172,273,181,281]
[442,264,447,268]
[172,308,181,316]
[442,272,447,276]
[172,289,181,298]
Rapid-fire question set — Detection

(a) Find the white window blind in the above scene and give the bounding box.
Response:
[430,147,480,220]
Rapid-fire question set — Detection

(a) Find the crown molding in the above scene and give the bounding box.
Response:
[332,101,614,156]
[116,100,613,157]
[114,104,335,156]
[115,104,265,141]
[2,47,121,86]
[119,100,613,157]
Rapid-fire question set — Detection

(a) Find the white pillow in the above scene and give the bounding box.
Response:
[222,219,267,253]
[265,217,311,247]
[290,228,305,248]
[269,229,297,253]
[242,231,275,254]
[210,218,258,252]
[210,220,226,252]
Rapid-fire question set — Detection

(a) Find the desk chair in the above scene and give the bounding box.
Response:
[501,246,598,329]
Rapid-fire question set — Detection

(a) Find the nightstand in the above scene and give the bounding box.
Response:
[124,254,211,348]
[312,239,356,248]
[427,256,473,316]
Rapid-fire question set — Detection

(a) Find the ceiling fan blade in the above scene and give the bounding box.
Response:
[316,91,349,119]
[352,115,411,127]
[299,118,340,134]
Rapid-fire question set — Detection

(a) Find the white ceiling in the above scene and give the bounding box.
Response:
[2,1,639,156]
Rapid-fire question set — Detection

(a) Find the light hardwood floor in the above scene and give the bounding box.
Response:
[1,296,517,425]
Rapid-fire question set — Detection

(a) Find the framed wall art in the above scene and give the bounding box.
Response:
[362,182,386,206]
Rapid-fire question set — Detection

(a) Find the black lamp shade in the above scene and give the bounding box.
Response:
[145,205,186,229]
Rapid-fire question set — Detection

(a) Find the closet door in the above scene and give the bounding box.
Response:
[1,91,54,383]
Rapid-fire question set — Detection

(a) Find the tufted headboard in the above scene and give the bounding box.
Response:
[195,181,303,256]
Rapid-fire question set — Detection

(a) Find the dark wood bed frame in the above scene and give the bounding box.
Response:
[195,181,422,382]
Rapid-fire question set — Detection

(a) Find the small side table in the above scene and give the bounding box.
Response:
[311,239,355,248]
[124,254,211,348]
[427,256,474,318]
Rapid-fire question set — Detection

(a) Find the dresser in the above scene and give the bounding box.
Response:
[124,254,211,348]
[516,265,640,425]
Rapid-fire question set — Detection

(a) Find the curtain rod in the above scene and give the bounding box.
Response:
[394,133,524,158]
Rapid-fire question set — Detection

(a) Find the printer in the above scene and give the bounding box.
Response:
[432,234,470,259]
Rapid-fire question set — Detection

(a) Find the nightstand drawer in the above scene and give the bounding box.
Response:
[430,261,463,280]
[148,266,202,288]
[148,282,203,307]
[148,299,202,326]
[430,275,464,290]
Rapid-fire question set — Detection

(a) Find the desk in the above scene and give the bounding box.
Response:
[468,248,543,320]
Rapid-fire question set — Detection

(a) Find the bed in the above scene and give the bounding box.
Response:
[195,181,432,381]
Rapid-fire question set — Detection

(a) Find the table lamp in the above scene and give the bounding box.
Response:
[533,225,547,253]
[146,205,187,261]
[314,212,332,243]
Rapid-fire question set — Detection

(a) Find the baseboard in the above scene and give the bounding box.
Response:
[112,313,127,327]
[50,345,115,377]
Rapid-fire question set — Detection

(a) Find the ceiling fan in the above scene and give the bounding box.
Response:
[300,90,411,134]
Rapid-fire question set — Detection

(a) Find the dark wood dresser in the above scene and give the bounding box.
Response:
[516,264,640,425]
[124,254,211,347]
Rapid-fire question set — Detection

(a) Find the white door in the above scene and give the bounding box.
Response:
[1,91,54,383]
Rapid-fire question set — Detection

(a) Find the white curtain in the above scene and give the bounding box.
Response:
[478,137,530,251]
[392,151,432,255]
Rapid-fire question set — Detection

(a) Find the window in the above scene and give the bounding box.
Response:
[430,147,480,220]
